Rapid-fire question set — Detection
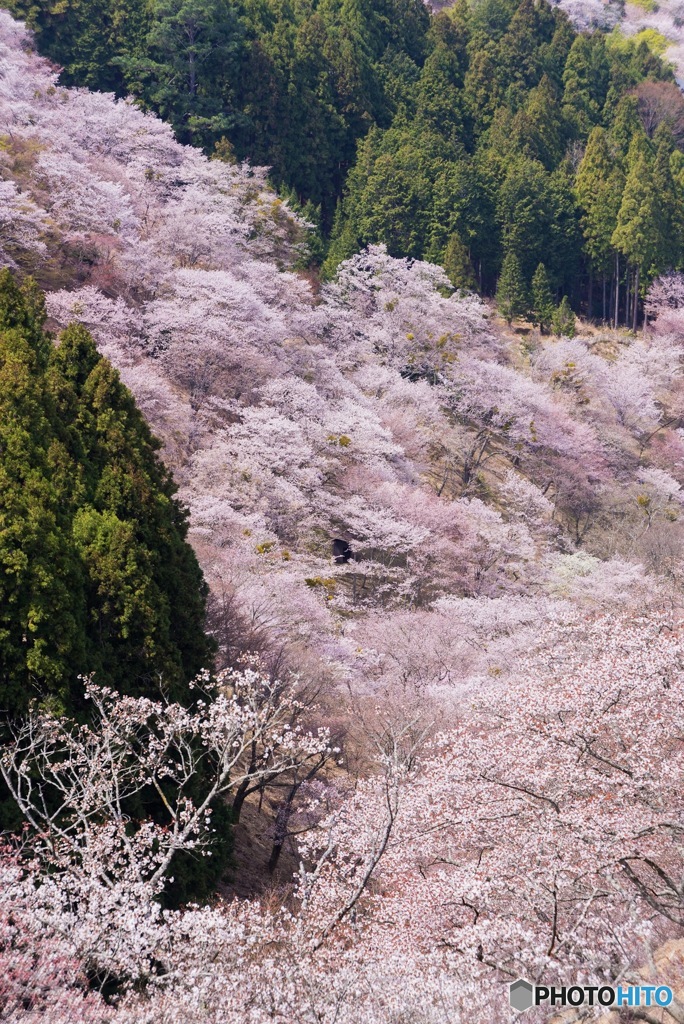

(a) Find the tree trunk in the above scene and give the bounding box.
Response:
[602,272,606,323]
[189,54,196,96]
[231,738,258,823]
[633,264,640,333]
[187,24,198,96]
[268,784,299,874]
[588,267,593,320]
[624,266,630,327]
[614,252,619,328]
[231,780,250,823]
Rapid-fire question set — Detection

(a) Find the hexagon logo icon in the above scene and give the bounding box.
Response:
[510,979,534,1012]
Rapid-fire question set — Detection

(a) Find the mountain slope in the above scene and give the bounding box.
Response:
[2,11,684,1022]
[3,10,684,706]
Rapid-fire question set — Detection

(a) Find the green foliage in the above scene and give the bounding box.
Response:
[414,13,468,144]
[497,251,529,322]
[443,233,477,291]
[116,0,243,147]
[653,133,684,269]
[531,262,555,332]
[6,0,150,92]
[608,26,670,57]
[496,157,579,287]
[511,74,565,168]
[628,0,658,11]
[7,0,683,313]
[6,0,430,222]
[575,126,624,273]
[612,140,662,283]
[552,294,576,336]
[562,33,609,138]
[325,0,673,296]
[0,271,227,897]
[0,270,213,718]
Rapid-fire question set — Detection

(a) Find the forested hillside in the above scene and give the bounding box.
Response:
[328,6,684,309]
[9,0,684,319]
[5,0,432,222]
[1,3,684,1023]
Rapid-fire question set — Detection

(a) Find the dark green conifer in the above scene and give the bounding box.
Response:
[0,270,213,717]
[443,233,477,291]
[531,262,555,333]
[552,294,576,337]
[497,251,529,323]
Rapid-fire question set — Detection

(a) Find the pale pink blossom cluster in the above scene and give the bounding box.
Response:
[2,7,681,676]
[2,17,684,1018]
[1,618,683,1023]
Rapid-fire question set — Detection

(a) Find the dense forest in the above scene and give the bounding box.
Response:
[2,2,684,1021]
[6,0,432,221]
[9,0,684,321]
[328,12,684,317]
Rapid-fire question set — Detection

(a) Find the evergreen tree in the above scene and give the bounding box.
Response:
[0,271,228,895]
[543,16,575,90]
[443,233,477,291]
[495,156,577,288]
[463,41,504,130]
[468,0,518,41]
[552,294,576,337]
[7,0,149,92]
[118,0,242,148]
[612,140,661,326]
[356,147,433,258]
[497,0,558,90]
[496,251,529,323]
[512,74,565,169]
[18,0,681,284]
[652,131,683,271]
[0,276,84,717]
[561,33,609,138]
[609,94,647,161]
[321,201,362,280]
[575,126,625,318]
[424,158,497,276]
[415,13,469,145]
[531,262,555,333]
[575,128,623,267]
[0,270,214,717]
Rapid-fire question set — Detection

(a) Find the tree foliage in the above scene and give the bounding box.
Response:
[0,270,213,718]
[4,16,684,1010]
[6,0,430,224]
[496,250,529,322]
[322,3,680,323]
[552,292,576,335]
[531,261,555,331]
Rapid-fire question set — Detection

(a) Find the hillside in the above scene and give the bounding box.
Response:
[1,6,684,1024]
[9,0,684,310]
[3,8,684,683]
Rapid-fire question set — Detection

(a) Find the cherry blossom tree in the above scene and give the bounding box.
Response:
[0,180,48,268]
[0,843,112,1024]
[3,617,682,1024]
[366,617,684,985]
[2,17,684,1021]
[1,668,333,888]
